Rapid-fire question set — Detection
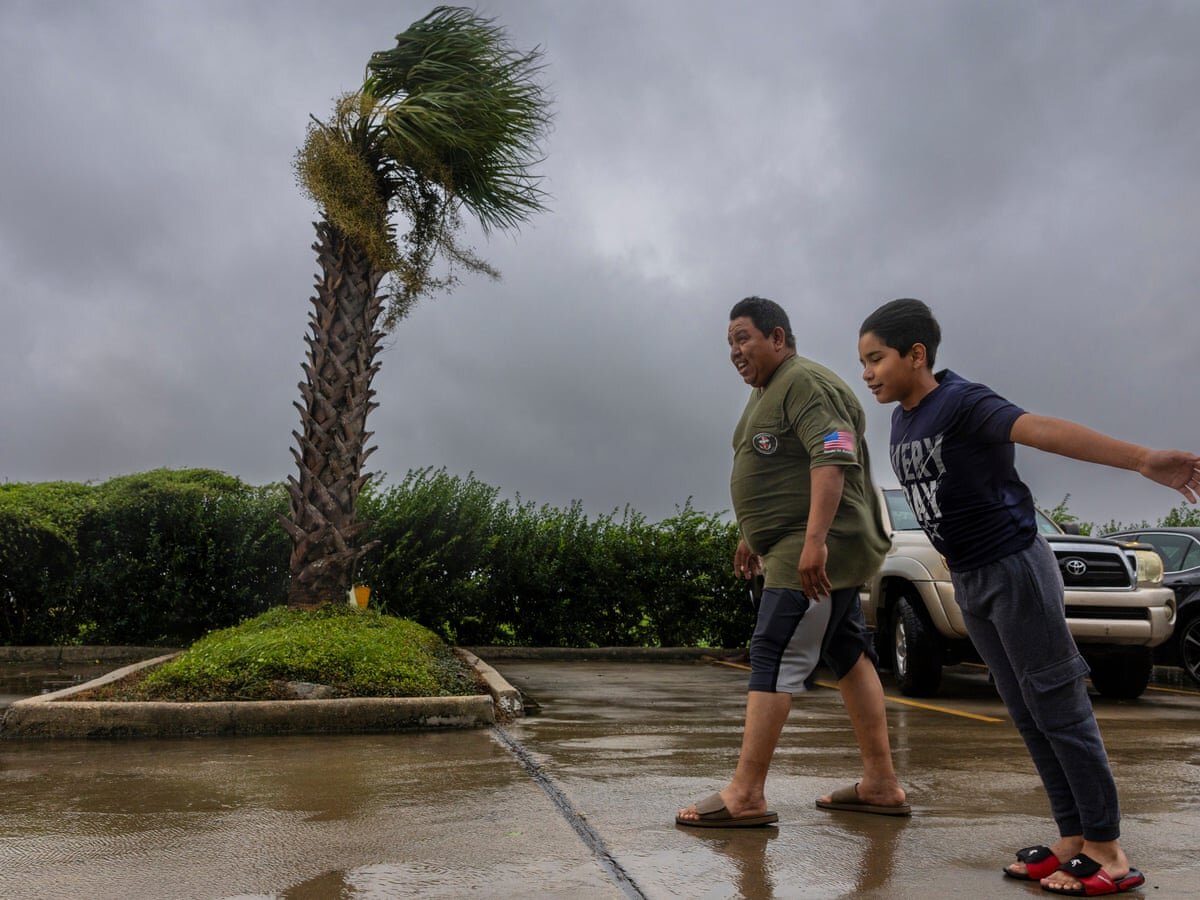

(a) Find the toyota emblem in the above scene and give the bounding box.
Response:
[1064,558,1087,576]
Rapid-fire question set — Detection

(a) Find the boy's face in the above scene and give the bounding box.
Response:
[858,331,923,408]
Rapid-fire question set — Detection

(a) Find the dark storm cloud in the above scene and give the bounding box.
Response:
[1,0,1197,529]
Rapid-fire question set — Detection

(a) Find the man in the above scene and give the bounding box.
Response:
[676,296,908,828]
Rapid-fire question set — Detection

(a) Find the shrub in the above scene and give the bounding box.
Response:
[0,506,80,644]
[1,466,751,649]
[357,468,501,643]
[72,469,290,645]
[484,499,642,646]
[133,605,475,700]
[640,503,750,648]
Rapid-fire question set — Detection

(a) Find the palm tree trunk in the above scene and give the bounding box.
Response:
[282,220,383,608]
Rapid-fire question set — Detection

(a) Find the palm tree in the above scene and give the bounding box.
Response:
[282,6,551,608]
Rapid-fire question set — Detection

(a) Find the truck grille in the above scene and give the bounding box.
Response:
[1051,545,1134,589]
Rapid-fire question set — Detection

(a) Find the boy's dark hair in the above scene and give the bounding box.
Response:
[729,296,796,349]
[860,298,941,368]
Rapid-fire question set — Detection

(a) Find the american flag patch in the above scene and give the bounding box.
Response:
[822,430,855,454]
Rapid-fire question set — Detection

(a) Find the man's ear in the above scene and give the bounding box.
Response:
[771,326,787,348]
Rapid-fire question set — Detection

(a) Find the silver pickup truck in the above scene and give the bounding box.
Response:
[860,488,1176,699]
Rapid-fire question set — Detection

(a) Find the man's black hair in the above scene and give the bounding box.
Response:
[859,298,941,368]
[729,296,796,349]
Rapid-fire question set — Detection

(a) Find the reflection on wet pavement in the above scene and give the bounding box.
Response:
[0,662,111,709]
[0,732,619,900]
[2,657,1198,898]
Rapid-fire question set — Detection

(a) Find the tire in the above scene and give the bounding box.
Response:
[872,614,893,671]
[1177,610,1200,686]
[1088,648,1153,700]
[892,594,944,697]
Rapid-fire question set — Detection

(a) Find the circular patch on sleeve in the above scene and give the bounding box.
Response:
[752,432,778,455]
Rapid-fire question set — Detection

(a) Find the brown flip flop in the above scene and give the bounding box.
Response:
[675,792,779,828]
[815,782,912,817]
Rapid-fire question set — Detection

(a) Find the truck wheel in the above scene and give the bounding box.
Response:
[1088,648,1153,699]
[892,595,943,697]
[1177,610,1200,686]
[872,619,893,671]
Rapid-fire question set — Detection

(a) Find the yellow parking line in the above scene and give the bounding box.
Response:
[915,660,1200,700]
[1146,684,1200,697]
[707,659,1005,723]
[965,660,1200,697]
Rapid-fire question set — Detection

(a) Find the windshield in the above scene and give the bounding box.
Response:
[883,489,1064,535]
[883,490,921,531]
[1034,509,1062,535]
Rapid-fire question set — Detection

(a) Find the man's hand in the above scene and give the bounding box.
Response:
[1139,449,1200,503]
[733,539,762,580]
[798,538,831,600]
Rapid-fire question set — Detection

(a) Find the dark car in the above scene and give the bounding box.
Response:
[1104,527,1200,684]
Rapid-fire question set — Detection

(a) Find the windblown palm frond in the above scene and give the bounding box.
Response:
[365,5,551,232]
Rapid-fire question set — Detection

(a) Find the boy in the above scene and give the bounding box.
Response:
[857,298,1199,896]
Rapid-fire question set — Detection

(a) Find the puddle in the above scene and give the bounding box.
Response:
[0,662,112,709]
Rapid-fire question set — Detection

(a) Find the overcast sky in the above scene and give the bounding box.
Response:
[2,0,1197,530]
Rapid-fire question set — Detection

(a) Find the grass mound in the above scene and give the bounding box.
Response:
[99,606,479,701]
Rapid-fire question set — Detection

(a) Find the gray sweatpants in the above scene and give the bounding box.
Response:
[950,535,1120,842]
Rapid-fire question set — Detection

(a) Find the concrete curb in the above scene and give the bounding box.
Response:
[0,646,173,664]
[455,648,523,718]
[0,645,732,739]
[1,650,520,739]
[463,646,742,661]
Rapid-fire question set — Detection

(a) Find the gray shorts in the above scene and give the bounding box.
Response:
[747,586,875,693]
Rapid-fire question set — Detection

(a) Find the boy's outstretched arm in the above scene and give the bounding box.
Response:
[1010,413,1200,503]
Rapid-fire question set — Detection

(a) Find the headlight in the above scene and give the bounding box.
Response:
[1134,548,1164,586]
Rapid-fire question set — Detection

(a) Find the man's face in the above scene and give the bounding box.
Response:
[728,316,787,388]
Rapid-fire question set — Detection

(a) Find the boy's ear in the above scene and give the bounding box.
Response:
[909,342,928,367]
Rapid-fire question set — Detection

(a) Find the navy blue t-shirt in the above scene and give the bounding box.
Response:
[889,370,1036,571]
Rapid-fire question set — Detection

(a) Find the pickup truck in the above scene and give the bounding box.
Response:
[860,488,1176,699]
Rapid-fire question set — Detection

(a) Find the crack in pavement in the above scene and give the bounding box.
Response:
[491,725,646,899]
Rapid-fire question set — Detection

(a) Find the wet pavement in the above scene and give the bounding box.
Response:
[2,657,1199,898]
[0,662,118,710]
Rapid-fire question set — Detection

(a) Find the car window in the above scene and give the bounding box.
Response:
[1132,532,1200,573]
[883,490,921,531]
[1138,534,1191,572]
[884,489,1064,536]
[1184,539,1200,571]
[1035,510,1063,535]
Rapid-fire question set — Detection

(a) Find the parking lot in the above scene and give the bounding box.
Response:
[2,656,1198,898]
[499,657,1200,898]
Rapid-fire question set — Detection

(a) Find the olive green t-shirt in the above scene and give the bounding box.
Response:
[730,354,889,590]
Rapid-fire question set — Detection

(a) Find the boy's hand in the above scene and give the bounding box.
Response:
[799,539,831,600]
[1140,449,1200,503]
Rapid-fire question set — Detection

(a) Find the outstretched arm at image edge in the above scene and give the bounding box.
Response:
[1010,413,1200,503]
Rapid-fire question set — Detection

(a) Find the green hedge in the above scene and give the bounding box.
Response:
[356,468,751,648]
[72,470,291,645]
[0,470,290,645]
[0,467,752,649]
